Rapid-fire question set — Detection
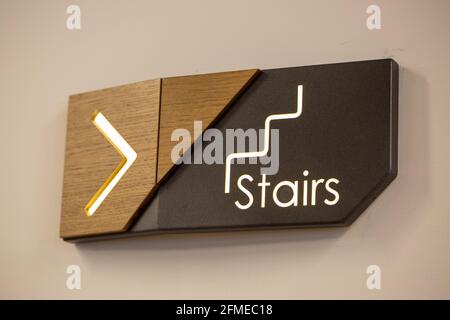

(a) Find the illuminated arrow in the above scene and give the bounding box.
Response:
[84,111,137,216]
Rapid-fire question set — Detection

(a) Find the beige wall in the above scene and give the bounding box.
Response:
[1,0,449,299]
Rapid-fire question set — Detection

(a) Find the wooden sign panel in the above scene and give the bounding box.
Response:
[60,80,161,238]
[60,70,258,239]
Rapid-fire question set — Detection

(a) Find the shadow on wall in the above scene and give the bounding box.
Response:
[74,66,429,260]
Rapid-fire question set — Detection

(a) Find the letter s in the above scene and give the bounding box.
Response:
[235,174,254,210]
[324,178,340,205]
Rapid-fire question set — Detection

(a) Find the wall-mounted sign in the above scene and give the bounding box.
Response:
[60,59,398,241]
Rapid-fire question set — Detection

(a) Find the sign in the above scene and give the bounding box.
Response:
[60,59,398,241]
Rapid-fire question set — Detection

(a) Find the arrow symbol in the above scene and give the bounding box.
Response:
[84,111,137,217]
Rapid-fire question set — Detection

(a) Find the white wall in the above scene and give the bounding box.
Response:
[1,0,449,299]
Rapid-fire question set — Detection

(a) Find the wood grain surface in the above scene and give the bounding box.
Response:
[60,79,161,239]
[157,69,259,182]
[60,69,259,239]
